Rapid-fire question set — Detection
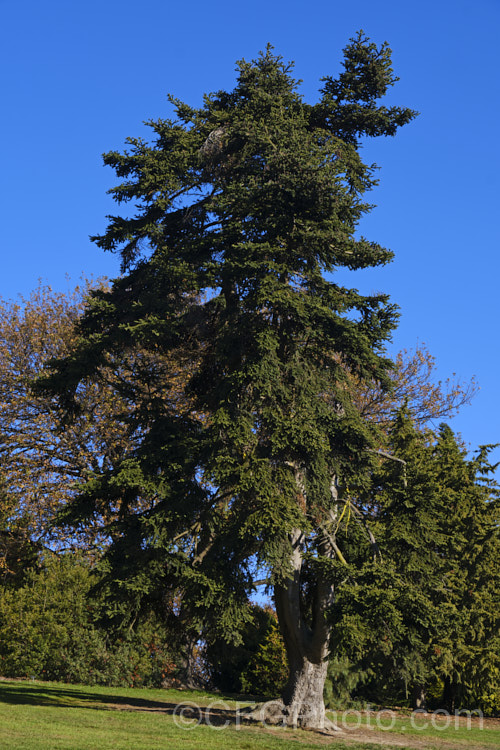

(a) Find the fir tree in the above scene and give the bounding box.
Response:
[431,426,500,711]
[371,408,448,707]
[40,34,416,728]
[331,413,500,712]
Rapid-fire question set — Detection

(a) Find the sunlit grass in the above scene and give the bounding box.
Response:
[0,680,367,750]
[328,707,498,747]
[0,679,497,750]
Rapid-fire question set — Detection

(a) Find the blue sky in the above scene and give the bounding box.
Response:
[1,0,499,464]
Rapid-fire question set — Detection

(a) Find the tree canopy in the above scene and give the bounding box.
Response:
[38,34,423,728]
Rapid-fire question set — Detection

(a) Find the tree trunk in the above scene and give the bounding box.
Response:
[442,677,457,713]
[281,654,329,728]
[411,684,427,711]
[273,528,335,729]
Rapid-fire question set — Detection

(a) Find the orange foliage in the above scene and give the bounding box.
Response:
[0,278,197,565]
[351,344,477,429]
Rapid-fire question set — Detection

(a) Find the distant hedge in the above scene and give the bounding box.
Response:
[0,554,176,687]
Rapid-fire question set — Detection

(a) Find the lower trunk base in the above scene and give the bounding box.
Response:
[239,699,340,732]
[282,658,328,728]
[237,657,337,731]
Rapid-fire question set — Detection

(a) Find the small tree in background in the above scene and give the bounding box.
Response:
[240,617,288,698]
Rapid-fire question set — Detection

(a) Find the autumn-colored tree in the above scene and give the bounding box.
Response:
[0,280,125,558]
[352,343,477,429]
[0,279,200,567]
[0,469,39,583]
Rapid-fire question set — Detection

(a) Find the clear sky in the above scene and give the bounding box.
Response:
[1,0,499,465]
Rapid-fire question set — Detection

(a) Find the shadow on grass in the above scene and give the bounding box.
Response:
[0,680,248,726]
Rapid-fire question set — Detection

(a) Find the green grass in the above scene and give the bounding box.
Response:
[0,679,496,750]
[328,708,499,748]
[0,680,369,750]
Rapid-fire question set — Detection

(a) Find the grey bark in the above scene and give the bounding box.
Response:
[412,684,427,711]
[274,527,335,729]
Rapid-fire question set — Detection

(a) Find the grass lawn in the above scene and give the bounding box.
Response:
[0,679,497,750]
[327,708,499,748]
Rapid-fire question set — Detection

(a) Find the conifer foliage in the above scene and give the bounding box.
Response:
[329,412,500,712]
[40,34,417,727]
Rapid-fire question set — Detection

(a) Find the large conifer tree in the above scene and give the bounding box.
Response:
[41,34,416,727]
